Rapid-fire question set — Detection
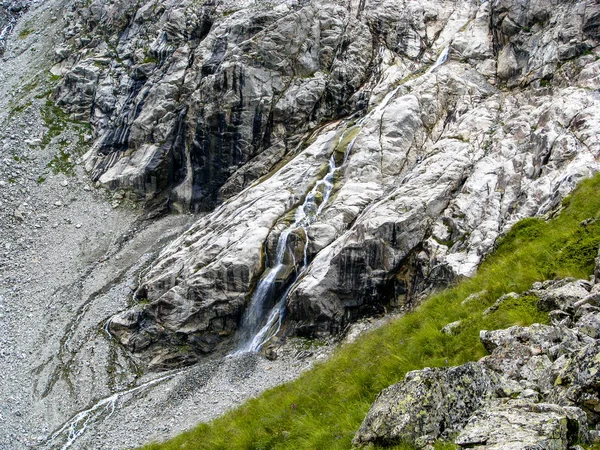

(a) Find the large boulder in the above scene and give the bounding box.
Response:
[455,400,589,450]
[352,363,500,447]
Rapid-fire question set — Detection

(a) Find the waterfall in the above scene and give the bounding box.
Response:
[235,131,355,353]
[427,45,450,73]
[235,44,452,354]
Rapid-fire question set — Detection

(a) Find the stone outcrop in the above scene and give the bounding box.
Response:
[51,0,600,366]
[455,400,589,450]
[353,273,600,448]
[352,363,502,447]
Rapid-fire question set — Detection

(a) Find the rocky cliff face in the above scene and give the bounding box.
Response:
[51,0,600,367]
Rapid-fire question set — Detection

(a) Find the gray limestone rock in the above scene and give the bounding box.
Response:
[534,280,593,313]
[352,363,500,447]
[455,400,589,450]
[575,312,600,339]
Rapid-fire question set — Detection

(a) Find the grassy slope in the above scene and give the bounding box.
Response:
[142,174,600,450]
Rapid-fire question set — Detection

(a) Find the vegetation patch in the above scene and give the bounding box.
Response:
[18,27,34,39]
[40,99,70,148]
[48,147,75,176]
[40,99,93,175]
[8,100,32,118]
[141,173,600,450]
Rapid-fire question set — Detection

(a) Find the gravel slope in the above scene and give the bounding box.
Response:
[0,2,334,449]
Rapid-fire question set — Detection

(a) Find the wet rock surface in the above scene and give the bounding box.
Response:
[354,266,600,448]
[86,0,600,365]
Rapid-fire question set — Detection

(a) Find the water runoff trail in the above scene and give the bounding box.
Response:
[41,371,183,450]
[234,129,358,353]
[235,44,452,353]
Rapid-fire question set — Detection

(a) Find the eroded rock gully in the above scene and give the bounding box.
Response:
[52,0,600,368]
[354,273,600,449]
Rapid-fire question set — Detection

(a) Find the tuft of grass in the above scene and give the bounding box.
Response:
[8,100,32,118]
[18,28,34,39]
[40,99,70,149]
[141,174,600,450]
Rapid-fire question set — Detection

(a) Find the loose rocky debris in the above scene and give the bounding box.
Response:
[0,1,36,55]
[353,251,600,449]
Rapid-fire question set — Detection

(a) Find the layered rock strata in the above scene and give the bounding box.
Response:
[51,0,600,366]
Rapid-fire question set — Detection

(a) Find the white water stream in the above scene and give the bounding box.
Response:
[233,41,453,353]
[43,371,182,450]
[236,131,357,353]
[427,45,450,73]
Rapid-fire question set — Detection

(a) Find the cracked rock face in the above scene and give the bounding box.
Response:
[351,362,501,446]
[455,400,588,450]
[54,0,600,366]
[353,272,600,448]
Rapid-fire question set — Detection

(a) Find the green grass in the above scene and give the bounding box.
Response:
[18,28,34,39]
[141,174,600,450]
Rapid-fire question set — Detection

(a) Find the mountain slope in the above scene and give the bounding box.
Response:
[1,0,600,449]
[59,0,600,367]
[140,172,600,449]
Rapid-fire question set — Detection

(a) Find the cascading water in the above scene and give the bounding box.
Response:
[235,131,356,353]
[427,45,450,73]
[235,43,453,354]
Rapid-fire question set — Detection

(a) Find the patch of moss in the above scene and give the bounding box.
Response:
[142,54,159,64]
[18,28,34,39]
[40,99,93,175]
[47,148,75,176]
[432,235,455,248]
[40,99,69,148]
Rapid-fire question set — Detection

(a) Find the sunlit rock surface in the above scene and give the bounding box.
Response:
[50,0,600,366]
